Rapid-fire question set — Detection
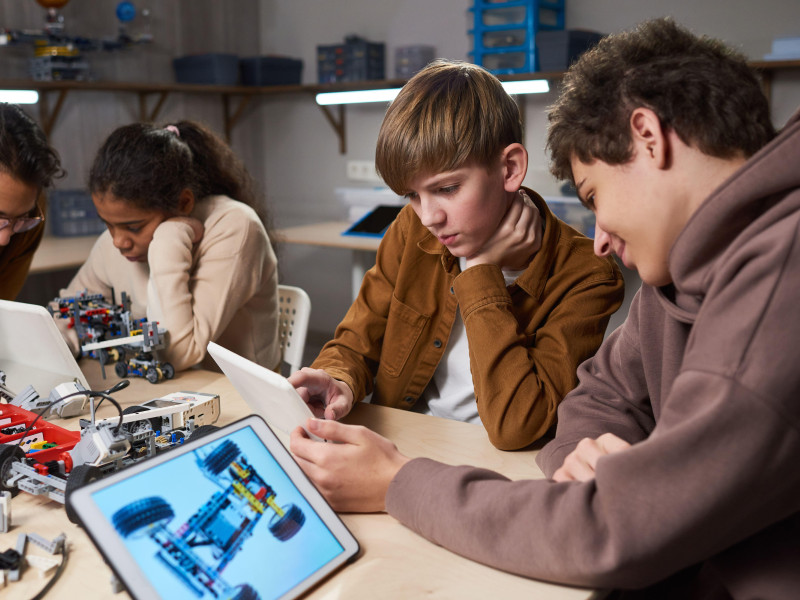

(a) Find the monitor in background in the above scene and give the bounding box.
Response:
[342,204,404,238]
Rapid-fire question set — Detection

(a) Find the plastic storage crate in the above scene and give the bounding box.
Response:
[240,56,303,86]
[48,189,105,237]
[395,45,436,78]
[536,29,604,71]
[469,0,566,74]
[173,53,240,85]
[317,36,385,83]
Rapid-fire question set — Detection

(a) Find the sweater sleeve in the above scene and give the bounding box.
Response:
[146,212,271,370]
[387,372,800,590]
[455,256,624,450]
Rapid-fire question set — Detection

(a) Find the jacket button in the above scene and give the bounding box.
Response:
[433,339,442,348]
[450,286,454,294]
[403,396,415,404]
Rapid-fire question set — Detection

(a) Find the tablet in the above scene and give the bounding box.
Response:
[0,299,89,395]
[342,204,403,238]
[207,342,321,441]
[69,415,360,600]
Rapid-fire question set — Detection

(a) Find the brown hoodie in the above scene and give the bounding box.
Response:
[386,110,800,598]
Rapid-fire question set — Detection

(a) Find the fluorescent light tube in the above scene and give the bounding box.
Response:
[316,88,402,105]
[502,79,549,95]
[0,90,39,104]
[315,79,549,105]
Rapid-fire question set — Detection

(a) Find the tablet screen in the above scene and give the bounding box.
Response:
[72,417,358,600]
[342,204,403,237]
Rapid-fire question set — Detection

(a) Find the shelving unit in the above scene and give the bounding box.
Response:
[0,58,797,154]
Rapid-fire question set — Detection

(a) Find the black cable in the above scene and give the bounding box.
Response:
[29,542,69,600]
[15,382,129,447]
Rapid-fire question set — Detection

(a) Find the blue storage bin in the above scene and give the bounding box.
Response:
[48,190,105,238]
[240,56,303,86]
[173,53,240,85]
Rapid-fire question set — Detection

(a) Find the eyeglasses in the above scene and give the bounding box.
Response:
[0,205,43,234]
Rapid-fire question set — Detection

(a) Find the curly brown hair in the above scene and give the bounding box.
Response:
[546,18,775,184]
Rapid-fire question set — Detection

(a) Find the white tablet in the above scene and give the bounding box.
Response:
[0,299,89,395]
[69,415,360,600]
[207,342,321,440]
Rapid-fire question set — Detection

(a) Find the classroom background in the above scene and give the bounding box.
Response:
[2,0,798,366]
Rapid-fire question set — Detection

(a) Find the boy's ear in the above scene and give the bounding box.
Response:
[630,107,669,169]
[177,188,195,215]
[501,143,528,192]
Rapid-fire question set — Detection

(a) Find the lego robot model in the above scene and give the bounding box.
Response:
[51,291,174,384]
[112,439,305,600]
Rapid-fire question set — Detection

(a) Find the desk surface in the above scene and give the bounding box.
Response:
[1,362,597,599]
[277,221,382,252]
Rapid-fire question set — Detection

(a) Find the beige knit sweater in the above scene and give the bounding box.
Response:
[61,195,280,372]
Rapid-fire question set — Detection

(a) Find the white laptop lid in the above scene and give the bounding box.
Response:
[207,342,320,441]
[0,299,89,396]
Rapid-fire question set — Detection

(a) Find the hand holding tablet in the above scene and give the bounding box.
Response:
[287,367,356,421]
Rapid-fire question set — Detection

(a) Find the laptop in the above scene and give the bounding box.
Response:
[207,342,322,441]
[0,299,89,397]
[69,415,360,600]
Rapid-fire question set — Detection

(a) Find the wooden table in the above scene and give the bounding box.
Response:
[276,222,380,300]
[1,361,599,599]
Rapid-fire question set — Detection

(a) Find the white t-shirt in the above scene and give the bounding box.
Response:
[414,257,524,423]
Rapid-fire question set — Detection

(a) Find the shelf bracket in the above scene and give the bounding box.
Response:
[318,104,346,154]
[222,94,254,144]
[138,90,170,123]
[38,89,69,138]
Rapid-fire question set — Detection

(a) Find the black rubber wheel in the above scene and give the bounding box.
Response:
[162,363,175,380]
[65,464,103,523]
[113,496,174,537]
[230,583,261,600]
[268,503,305,541]
[0,444,25,496]
[122,405,162,434]
[145,367,160,384]
[115,361,128,378]
[190,424,220,440]
[202,439,239,477]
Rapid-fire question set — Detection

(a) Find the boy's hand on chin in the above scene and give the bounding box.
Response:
[466,191,542,269]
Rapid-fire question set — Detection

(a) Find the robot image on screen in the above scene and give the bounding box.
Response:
[94,426,345,600]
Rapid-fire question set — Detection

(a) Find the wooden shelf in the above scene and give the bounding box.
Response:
[1,59,797,153]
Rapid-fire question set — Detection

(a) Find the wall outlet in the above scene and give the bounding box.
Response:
[347,160,381,182]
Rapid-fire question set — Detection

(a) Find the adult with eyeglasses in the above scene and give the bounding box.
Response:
[0,103,64,300]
